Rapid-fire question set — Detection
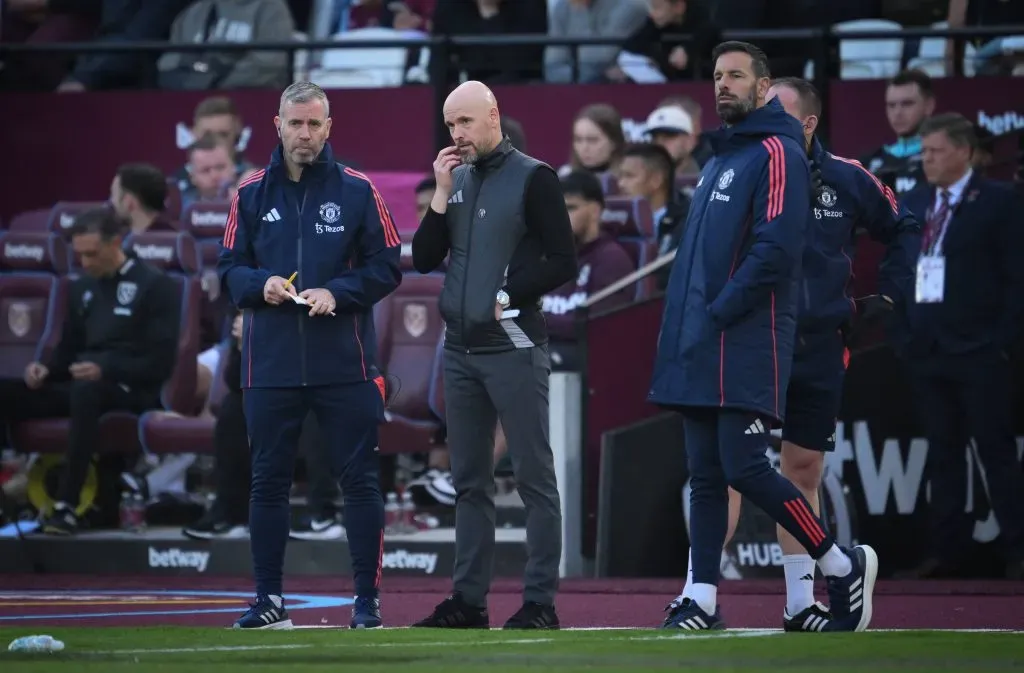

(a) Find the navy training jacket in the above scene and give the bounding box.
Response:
[799,137,921,333]
[649,98,810,422]
[217,143,403,388]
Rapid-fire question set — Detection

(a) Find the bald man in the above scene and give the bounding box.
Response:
[411,81,578,630]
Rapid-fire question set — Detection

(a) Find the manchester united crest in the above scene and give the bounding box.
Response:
[7,302,31,339]
[818,185,839,208]
[403,303,428,338]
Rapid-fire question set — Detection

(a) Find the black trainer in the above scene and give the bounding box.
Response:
[183,508,247,540]
[783,601,832,632]
[42,503,79,535]
[411,593,489,628]
[503,602,560,630]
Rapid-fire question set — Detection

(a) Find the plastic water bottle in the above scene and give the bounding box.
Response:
[119,492,146,532]
[119,492,135,531]
[399,490,417,534]
[131,493,147,531]
[384,492,399,534]
[8,635,65,652]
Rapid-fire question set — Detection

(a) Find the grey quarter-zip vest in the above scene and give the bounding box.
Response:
[439,138,550,353]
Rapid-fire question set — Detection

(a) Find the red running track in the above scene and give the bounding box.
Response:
[1,577,1022,630]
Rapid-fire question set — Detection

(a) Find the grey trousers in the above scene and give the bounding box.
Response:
[443,345,562,607]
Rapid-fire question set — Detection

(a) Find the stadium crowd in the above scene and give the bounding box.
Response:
[0,1,1022,581]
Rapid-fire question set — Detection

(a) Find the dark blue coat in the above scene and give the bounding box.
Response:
[649,98,810,422]
[900,174,1024,356]
[799,138,921,333]
[217,143,403,388]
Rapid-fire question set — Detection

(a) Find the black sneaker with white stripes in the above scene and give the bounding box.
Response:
[503,602,560,630]
[824,544,879,632]
[233,594,292,630]
[660,597,725,630]
[783,601,832,632]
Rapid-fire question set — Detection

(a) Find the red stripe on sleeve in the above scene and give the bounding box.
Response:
[831,154,899,215]
[223,193,240,250]
[344,167,402,248]
[762,137,786,221]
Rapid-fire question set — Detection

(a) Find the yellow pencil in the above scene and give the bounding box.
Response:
[283,271,298,289]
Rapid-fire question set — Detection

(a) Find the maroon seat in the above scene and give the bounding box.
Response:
[601,196,655,238]
[46,201,108,235]
[616,239,658,300]
[377,272,445,454]
[124,230,200,274]
[8,208,52,232]
[138,342,231,455]
[165,180,183,222]
[11,237,203,456]
[598,171,620,196]
[180,200,231,240]
[0,231,70,379]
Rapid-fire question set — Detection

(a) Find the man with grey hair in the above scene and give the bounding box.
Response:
[218,81,403,630]
[411,81,577,630]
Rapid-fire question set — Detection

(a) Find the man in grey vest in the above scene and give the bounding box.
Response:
[411,81,578,630]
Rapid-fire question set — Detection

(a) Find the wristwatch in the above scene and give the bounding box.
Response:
[496,290,510,309]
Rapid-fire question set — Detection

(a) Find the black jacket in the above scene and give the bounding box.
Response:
[412,138,577,353]
[46,255,181,396]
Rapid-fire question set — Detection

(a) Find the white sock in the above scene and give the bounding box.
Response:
[817,544,853,578]
[689,583,717,616]
[783,554,816,615]
[268,594,283,608]
[681,549,694,598]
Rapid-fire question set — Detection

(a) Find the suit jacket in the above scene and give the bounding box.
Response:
[901,175,1024,357]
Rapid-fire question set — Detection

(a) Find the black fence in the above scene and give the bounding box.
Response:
[2,24,1022,150]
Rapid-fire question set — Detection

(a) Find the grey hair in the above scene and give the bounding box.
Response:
[279,81,330,117]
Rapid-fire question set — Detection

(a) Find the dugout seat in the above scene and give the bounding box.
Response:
[0,232,70,379]
[46,201,108,235]
[8,208,52,232]
[181,200,231,240]
[602,197,655,238]
[10,234,203,456]
[165,180,183,222]
[614,238,658,301]
[377,272,445,454]
[138,342,231,455]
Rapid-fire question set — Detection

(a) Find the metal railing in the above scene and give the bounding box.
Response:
[2,24,1022,149]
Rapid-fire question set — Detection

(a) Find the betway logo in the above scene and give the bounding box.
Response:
[191,210,228,227]
[381,549,438,574]
[148,546,210,572]
[977,110,1024,136]
[828,421,1024,542]
[132,244,174,262]
[4,243,44,262]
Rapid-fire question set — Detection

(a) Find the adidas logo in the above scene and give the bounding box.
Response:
[743,418,766,435]
[447,189,464,204]
[262,208,282,222]
[799,573,814,581]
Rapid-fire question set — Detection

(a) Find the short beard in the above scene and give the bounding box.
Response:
[716,90,758,125]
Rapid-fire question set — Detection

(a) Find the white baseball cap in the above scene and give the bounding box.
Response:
[645,106,694,135]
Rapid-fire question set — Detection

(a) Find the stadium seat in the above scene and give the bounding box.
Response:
[804,19,904,80]
[124,230,200,274]
[311,27,414,88]
[598,172,620,196]
[46,201,108,235]
[8,208,52,232]
[0,232,70,379]
[377,272,445,454]
[180,200,231,240]
[10,233,203,456]
[165,180,183,222]
[138,342,231,456]
[602,196,656,238]
[615,238,658,300]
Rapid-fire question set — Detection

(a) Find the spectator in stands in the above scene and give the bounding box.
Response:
[609,0,718,83]
[181,136,240,209]
[657,93,712,168]
[110,163,175,234]
[414,176,436,222]
[644,105,701,177]
[0,0,98,90]
[544,0,648,83]
[156,0,296,90]
[0,208,180,535]
[430,0,548,84]
[542,170,635,370]
[174,97,255,197]
[559,103,626,177]
[379,0,436,31]
[860,69,935,196]
[617,143,689,290]
[947,0,1024,76]
[55,0,192,91]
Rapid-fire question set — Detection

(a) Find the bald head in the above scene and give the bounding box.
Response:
[443,80,504,164]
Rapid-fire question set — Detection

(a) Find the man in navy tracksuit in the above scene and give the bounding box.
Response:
[217,82,402,630]
[649,42,878,632]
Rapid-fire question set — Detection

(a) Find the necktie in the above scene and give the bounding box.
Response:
[922,189,951,254]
